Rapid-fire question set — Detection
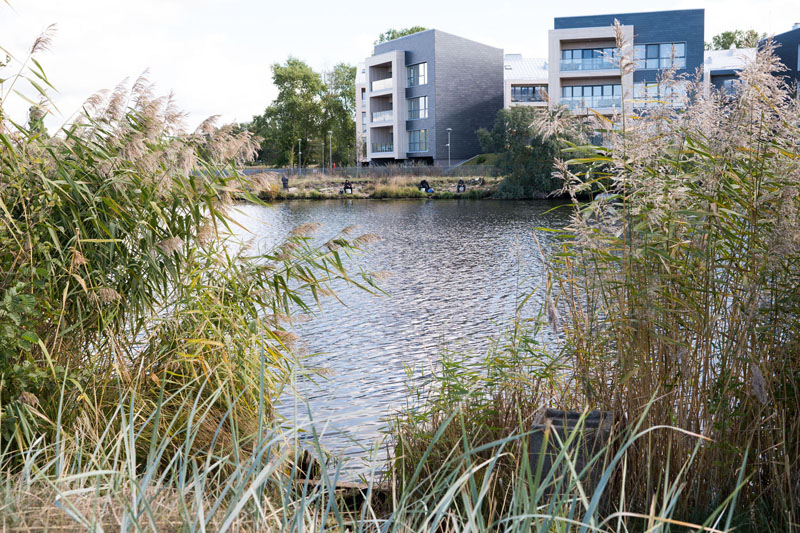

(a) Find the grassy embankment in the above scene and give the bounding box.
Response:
[246,173,498,200]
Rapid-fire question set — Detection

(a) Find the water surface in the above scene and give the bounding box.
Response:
[231,199,571,476]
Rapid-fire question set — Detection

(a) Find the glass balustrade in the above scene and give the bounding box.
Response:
[371,110,393,122]
[371,78,392,91]
[562,96,621,110]
[371,143,393,153]
[560,58,616,71]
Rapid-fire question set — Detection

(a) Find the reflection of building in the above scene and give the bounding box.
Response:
[547,9,705,115]
[355,29,503,166]
[504,54,548,108]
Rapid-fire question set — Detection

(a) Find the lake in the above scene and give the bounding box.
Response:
[231,199,572,478]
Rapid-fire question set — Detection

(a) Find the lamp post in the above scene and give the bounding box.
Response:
[446,128,452,169]
[327,130,333,173]
[298,138,302,176]
[321,140,325,174]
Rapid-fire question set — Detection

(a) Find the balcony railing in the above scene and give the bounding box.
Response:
[562,96,621,110]
[560,58,616,72]
[372,110,393,122]
[371,78,392,91]
[371,143,393,153]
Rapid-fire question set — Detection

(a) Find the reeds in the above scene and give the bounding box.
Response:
[0,31,379,465]
[543,39,800,528]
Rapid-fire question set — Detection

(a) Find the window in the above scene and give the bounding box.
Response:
[408,129,428,152]
[361,89,366,107]
[722,79,743,95]
[561,84,621,109]
[633,81,688,108]
[408,96,428,119]
[511,85,547,102]
[560,47,617,71]
[634,43,686,70]
[361,112,366,133]
[407,63,427,87]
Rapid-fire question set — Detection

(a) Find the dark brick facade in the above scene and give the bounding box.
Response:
[374,30,503,164]
[771,27,800,89]
[555,9,705,83]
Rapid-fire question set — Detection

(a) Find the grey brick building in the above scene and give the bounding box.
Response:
[355,30,503,166]
[548,9,705,114]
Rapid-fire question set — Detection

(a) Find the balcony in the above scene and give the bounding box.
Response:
[562,96,621,110]
[560,58,616,72]
[371,143,393,153]
[372,110,394,122]
[371,78,392,91]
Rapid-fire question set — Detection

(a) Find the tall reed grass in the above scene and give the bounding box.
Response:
[542,33,800,529]
[0,29,379,465]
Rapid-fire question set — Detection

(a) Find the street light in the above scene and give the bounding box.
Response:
[446,128,452,169]
[327,130,333,173]
[298,138,302,176]
[321,139,325,174]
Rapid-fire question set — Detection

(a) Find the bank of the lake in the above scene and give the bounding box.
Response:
[246,172,517,200]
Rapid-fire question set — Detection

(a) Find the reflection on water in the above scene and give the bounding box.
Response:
[230,199,571,478]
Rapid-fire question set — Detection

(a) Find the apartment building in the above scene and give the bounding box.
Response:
[356,29,503,166]
[504,54,548,108]
[703,48,756,97]
[547,9,705,115]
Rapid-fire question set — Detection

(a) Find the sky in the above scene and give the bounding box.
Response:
[1,0,797,131]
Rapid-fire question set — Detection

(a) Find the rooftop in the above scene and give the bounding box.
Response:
[503,54,548,81]
[704,48,756,72]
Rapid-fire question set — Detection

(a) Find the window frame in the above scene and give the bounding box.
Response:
[407,96,429,119]
[407,62,428,88]
[407,129,428,152]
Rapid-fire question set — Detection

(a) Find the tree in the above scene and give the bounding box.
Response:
[247,58,357,168]
[705,29,766,50]
[374,27,427,45]
[247,58,323,166]
[476,107,565,198]
[321,63,357,166]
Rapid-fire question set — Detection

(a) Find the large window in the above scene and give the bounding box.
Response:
[633,81,687,108]
[408,129,428,152]
[511,85,547,102]
[407,63,428,87]
[633,43,686,70]
[561,47,617,71]
[561,84,621,110]
[408,96,428,119]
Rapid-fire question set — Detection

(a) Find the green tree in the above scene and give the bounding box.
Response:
[374,27,427,45]
[321,63,357,166]
[248,59,357,168]
[476,107,565,198]
[249,58,323,166]
[705,29,766,50]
